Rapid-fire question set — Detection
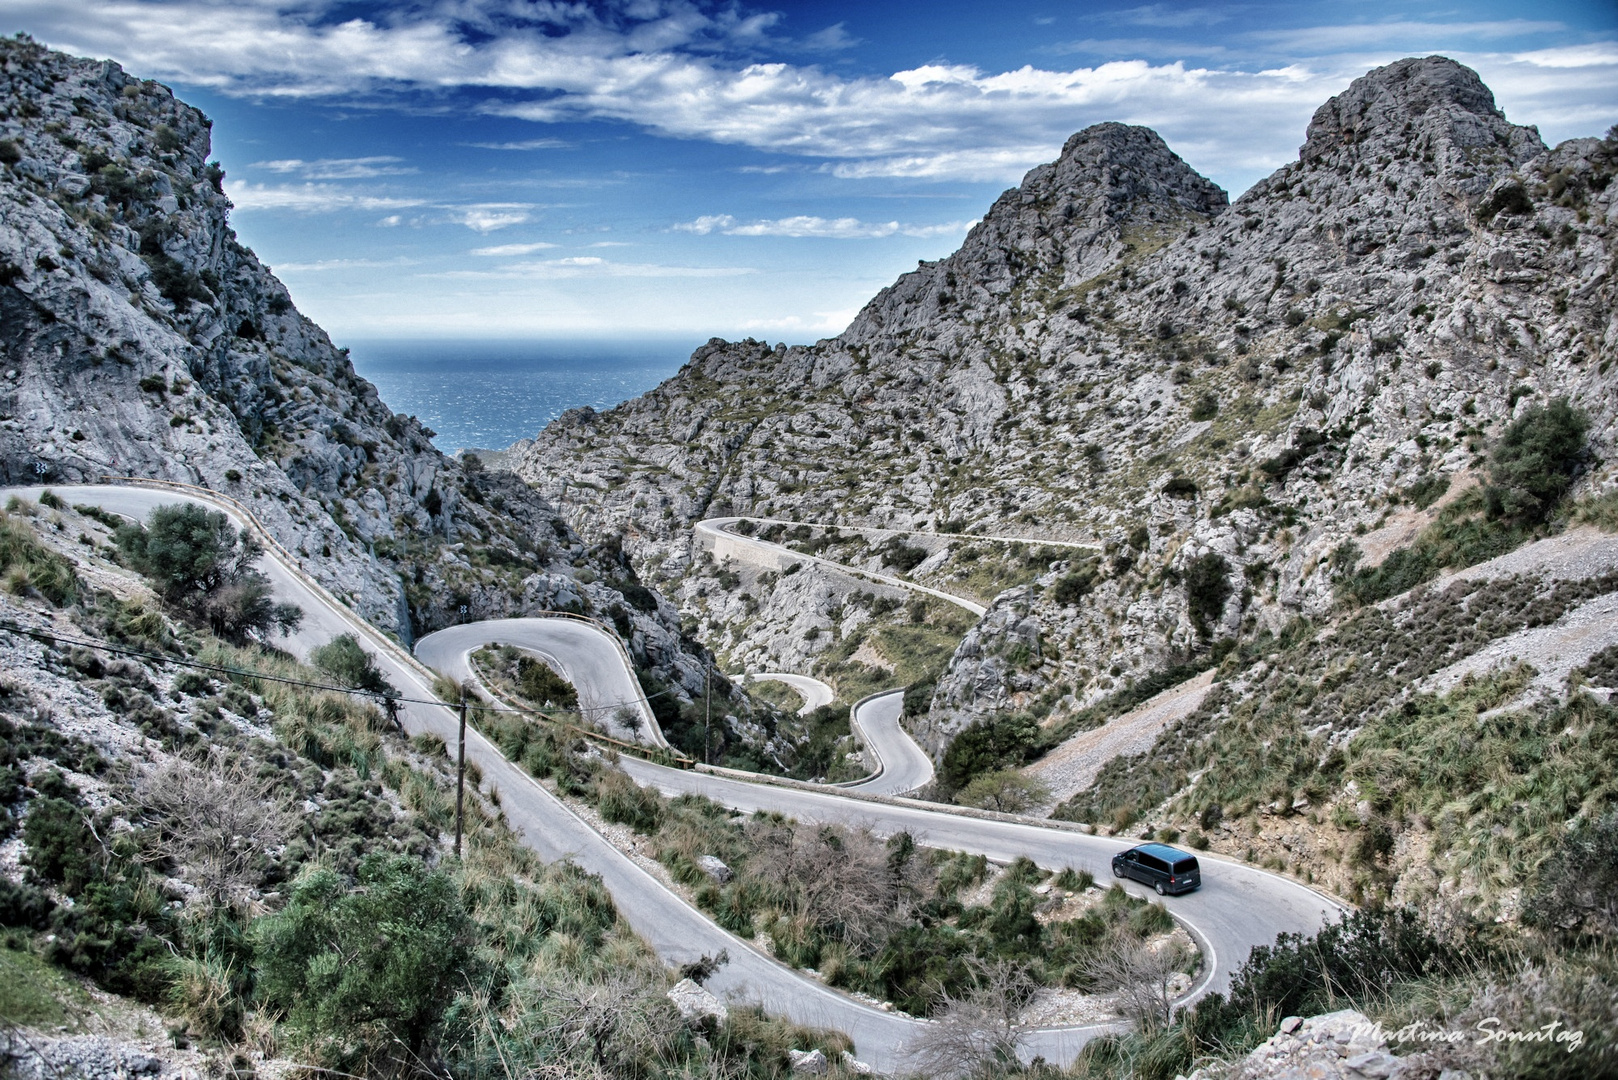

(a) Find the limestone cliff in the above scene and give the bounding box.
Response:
[514,56,1618,754]
[0,37,706,696]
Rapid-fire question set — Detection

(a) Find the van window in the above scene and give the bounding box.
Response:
[1140,854,1168,872]
[1172,859,1198,874]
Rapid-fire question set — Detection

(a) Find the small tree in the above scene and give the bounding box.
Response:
[1078,935,1189,1031]
[955,769,1051,814]
[134,752,297,908]
[116,503,301,642]
[1184,552,1233,639]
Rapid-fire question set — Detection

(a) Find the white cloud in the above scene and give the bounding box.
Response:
[463,138,572,150]
[672,214,736,235]
[275,257,416,272]
[800,22,859,53]
[452,204,533,232]
[251,155,415,179]
[738,308,859,336]
[674,214,977,239]
[225,181,426,213]
[439,256,755,279]
[470,241,559,256]
[19,1,1618,189]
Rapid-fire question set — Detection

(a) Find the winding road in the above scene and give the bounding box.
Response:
[14,483,1344,1074]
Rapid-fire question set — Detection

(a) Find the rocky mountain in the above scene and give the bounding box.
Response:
[515,56,1618,755]
[0,36,708,696]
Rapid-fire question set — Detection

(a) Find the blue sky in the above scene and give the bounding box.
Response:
[8,1,1616,341]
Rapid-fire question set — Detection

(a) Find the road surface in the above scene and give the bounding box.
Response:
[18,483,1343,1073]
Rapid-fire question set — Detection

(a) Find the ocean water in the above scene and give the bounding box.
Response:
[344,338,698,455]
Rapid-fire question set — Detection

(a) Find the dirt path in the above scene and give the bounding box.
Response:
[1421,591,1618,700]
[1026,669,1216,807]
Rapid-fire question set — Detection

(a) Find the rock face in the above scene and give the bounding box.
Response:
[515,56,1618,757]
[1178,1010,1427,1080]
[0,38,705,694]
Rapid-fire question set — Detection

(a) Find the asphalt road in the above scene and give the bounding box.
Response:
[694,517,989,616]
[415,618,665,747]
[841,689,935,796]
[747,672,835,715]
[23,484,1344,1073]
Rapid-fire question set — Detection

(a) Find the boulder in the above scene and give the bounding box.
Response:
[695,854,734,883]
[666,978,727,1023]
[787,1048,827,1075]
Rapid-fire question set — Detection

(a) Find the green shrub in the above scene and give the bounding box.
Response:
[252,854,474,1071]
[596,771,664,834]
[115,503,301,641]
[1485,398,1590,524]
[310,633,393,695]
[880,538,929,573]
[1188,391,1219,422]
[517,655,577,709]
[1404,473,1450,511]
[940,714,1040,790]
[1525,810,1618,940]
[22,795,102,893]
[1185,553,1233,638]
[0,512,79,605]
[1051,560,1099,606]
[1227,907,1453,1021]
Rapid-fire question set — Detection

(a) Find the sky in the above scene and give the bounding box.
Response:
[6,0,1616,343]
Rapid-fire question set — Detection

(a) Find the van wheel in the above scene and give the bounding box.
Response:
[1155,882,1166,896]
[1113,864,1123,878]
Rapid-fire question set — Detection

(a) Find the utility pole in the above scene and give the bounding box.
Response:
[454,689,468,859]
[704,655,712,766]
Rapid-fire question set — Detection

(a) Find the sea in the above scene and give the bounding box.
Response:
[343,338,699,456]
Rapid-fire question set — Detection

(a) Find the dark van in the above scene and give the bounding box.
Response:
[1112,843,1201,895]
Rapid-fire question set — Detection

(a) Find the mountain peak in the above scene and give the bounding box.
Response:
[1301,55,1533,161]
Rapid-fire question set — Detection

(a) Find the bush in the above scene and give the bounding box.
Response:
[955,770,1050,814]
[115,503,302,642]
[940,714,1040,790]
[1525,810,1618,940]
[1477,182,1534,221]
[252,854,474,1071]
[596,771,663,834]
[1485,398,1589,524]
[1051,560,1099,607]
[1184,553,1232,638]
[22,796,102,893]
[881,538,929,573]
[0,512,78,605]
[903,678,936,717]
[1226,907,1452,1022]
[310,633,393,695]
[1188,391,1219,422]
[517,655,577,709]
[1404,473,1450,511]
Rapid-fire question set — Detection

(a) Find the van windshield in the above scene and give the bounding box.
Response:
[1172,859,1198,873]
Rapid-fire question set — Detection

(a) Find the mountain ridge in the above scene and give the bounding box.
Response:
[513,54,1617,757]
